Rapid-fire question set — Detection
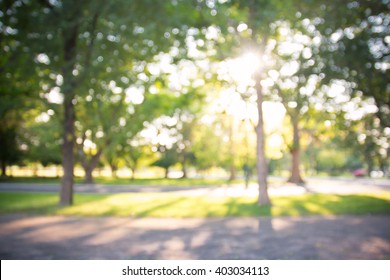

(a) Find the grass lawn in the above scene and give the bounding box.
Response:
[0,192,389,217]
[0,176,244,186]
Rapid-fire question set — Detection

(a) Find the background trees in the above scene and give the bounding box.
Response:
[10,0,211,204]
[303,0,390,176]
[1,0,388,206]
[0,0,40,176]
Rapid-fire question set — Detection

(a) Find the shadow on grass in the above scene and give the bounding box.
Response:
[0,192,109,215]
[128,197,188,217]
[0,192,389,217]
[223,198,271,217]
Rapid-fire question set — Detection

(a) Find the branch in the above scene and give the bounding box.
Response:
[77,131,88,169]
[37,0,55,10]
[274,83,293,116]
[81,10,100,79]
[37,0,59,16]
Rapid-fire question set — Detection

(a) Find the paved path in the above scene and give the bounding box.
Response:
[1,214,389,259]
[0,178,389,197]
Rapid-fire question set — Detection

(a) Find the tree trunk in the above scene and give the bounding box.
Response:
[81,150,103,184]
[228,115,236,181]
[164,167,169,179]
[181,163,187,179]
[84,167,93,184]
[131,166,136,180]
[248,0,271,206]
[228,165,236,181]
[288,119,304,184]
[1,161,6,177]
[110,163,118,178]
[59,21,79,206]
[255,74,271,206]
[60,96,75,205]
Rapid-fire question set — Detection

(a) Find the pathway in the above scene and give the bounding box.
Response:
[0,214,389,259]
[0,177,389,197]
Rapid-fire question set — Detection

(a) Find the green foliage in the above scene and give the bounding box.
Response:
[2,0,389,183]
[152,145,179,177]
[20,107,62,167]
[0,126,22,174]
[0,1,42,175]
[0,93,34,176]
[301,0,389,128]
[316,149,348,175]
[192,123,223,170]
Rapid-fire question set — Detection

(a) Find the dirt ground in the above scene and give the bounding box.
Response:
[1,214,389,260]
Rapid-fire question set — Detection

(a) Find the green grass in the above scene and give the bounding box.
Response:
[0,192,389,217]
[0,176,244,186]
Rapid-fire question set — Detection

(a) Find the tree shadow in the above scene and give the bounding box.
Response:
[1,214,390,259]
[128,197,188,217]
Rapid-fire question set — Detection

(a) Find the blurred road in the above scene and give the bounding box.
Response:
[0,177,389,197]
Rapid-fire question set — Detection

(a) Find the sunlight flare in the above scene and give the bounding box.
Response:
[228,52,261,85]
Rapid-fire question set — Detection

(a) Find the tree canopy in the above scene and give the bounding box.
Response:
[1,0,388,205]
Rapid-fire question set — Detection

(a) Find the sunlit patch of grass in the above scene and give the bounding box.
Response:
[0,192,389,217]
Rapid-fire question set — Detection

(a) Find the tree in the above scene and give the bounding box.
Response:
[23,0,107,204]
[171,90,204,178]
[74,83,127,184]
[22,109,62,170]
[308,0,389,127]
[215,0,296,205]
[297,0,389,175]
[174,115,196,179]
[0,0,39,176]
[21,0,209,204]
[141,90,203,179]
[268,19,330,184]
[124,143,147,180]
[192,121,224,172]
[152,145,179,179]
[0,126,20,176]
[336,112,390,176]
[100,91,180,180]
[0,94,25,176]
